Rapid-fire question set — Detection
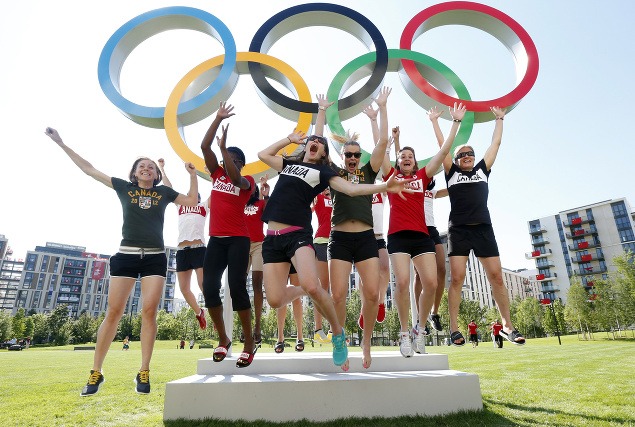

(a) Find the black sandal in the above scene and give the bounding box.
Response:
[295,340,305,352]
[500,329,525,345]
[274,341,285,353]
[450,331,466,347]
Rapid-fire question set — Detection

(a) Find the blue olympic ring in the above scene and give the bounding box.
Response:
[97,6,237,128]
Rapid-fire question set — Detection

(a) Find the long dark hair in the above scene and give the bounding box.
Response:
[246,183,260,206]
[129,157,162,186]
[285,135,331,165]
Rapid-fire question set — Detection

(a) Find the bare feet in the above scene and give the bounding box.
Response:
[361,341,372,369]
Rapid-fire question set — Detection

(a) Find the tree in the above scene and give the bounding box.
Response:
[48,305,73,345]
[0,310,11,342]
[30,313,49,344]
[11,308,26,338]
[345,290,362,345]
[565,282,593,339]
[23,316,34,340]
[458,299,485,337]
[514,297,544,338]
[612,253,635,331]
[383,305,400,345]
[72,313,98,343]
[156,310,179,340]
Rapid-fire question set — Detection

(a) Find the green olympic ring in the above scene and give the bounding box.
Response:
[326,48,474,168]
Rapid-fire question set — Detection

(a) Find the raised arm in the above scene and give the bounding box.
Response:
[201,101,235,175]
[258,130,306,172]
[157,158,172,188]
[173,162,199,207]
[328,171,413,199]
[425,103,467,178]
[44,127,112,188]
[483,107,506,170]
[368,86,391,173]
[259,174,270,203]
[216,123,251,190]
[427,106,452,174]
[314,94,334,137]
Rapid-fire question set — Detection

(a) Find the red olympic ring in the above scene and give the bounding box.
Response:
[400,1,539,122]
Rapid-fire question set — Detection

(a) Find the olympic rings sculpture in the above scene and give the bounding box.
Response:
[98,2,538,179]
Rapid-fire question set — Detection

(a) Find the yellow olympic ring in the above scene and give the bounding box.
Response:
[164,52,313,180]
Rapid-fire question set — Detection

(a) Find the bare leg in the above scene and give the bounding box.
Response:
[431,243,446,314]
[139,276,164,371]
[448,256,468,344]
[390,253,412,332]
[356,257,380,368]
[209,305,229,346]
[315,259,330,331]
[328,258,353,326]
[92,277,135,371]
[479,256,517,334]
[177,270,201,314]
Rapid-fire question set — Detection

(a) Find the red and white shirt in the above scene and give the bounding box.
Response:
[384,167,431,236]
[177,201,208,244]
[209,167,255,237]
[244,200,266,243]
[313,193,333,239]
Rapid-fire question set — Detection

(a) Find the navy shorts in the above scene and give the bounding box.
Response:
[328,229,379,263]
[110,252,167,279]
[387,231,435,258]
[427,226,443,245]
[262,229,314,264]
[447,224,499,257]
[176,247,206,272]
[314,242,328,262]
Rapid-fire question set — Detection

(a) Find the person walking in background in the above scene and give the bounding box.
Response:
[44,127,198,396]
[491,320,504,348]
[441,107,526,347]
[244,175,270,345]
[468,320,479,348]
[158,159,208,330]
[201,102,258,368]
[122,336,130,351]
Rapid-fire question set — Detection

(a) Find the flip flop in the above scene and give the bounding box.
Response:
[236,344,260,368]
[450,330,466,347]
[212,341,232,362]
[274,341,285,353]
[295,340,305,352]
[500,329,525,345]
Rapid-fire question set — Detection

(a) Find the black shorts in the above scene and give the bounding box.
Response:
[447,224,499,257]
[376,238,386,250]
[110,252,167,279]
[427,226,443,245]
[314,242,328,263]
[262,229,314,264]
[387,230,435,258]
[469,334,478,343]
[176,247,206,272]
[328,229,379,263]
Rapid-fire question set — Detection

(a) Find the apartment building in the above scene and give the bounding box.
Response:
[526,198,635,304]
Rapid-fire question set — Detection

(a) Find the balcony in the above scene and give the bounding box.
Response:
[529,226,547,235]
[531,237,550,246]
[575,266,608,276]
[535,260,556,269]
[571,253,605,263]
[568,241,601,251]
[563,216,595,227]
[565,228,598,239]
[541,286,560,293]
[525,249,553,260]
[535,273,557,282]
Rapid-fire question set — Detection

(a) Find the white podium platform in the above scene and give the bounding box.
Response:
[164,349,482,422]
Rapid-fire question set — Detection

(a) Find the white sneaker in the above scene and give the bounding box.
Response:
[314,329,330,343]
[413,324,427,354]
[399,331,414,358]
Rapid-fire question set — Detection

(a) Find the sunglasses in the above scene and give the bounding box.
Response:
[344,152,362,159]
[307,135,327,144]
[455,150,475,160]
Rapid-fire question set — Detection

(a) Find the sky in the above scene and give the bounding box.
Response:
[1,0,635,289]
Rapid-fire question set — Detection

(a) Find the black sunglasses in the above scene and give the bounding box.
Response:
[455,150,475,160]
[344,152,362,159]
[307,135,327,144]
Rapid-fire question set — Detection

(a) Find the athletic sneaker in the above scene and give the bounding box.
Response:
[135,370,150,394]
[314,329,330,343]
[196,308,207,329]
[331,330,348,366]
[428,313,443,332]
[376,303,386,323]
[399,331,414,358]
[80,370,104,397]
[413,324,427,354]
[358,313,364,330]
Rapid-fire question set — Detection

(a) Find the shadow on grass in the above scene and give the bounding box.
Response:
[482,397,633,425]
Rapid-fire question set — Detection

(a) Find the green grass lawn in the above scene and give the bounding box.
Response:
[0,335,633,426]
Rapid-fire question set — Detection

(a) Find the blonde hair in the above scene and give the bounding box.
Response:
[331,130,360,153]
[452,144,474,160]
